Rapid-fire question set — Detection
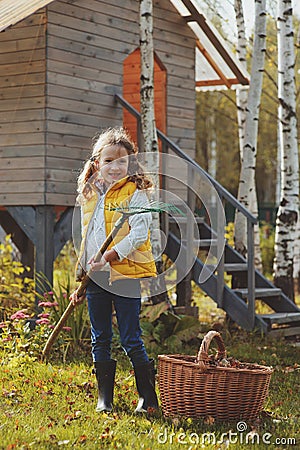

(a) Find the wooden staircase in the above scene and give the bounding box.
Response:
[115,93,300,337]
[166,225,300,337]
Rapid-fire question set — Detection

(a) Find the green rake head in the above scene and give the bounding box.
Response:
[107,200,185,217]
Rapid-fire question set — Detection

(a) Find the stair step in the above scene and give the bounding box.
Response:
[224,263,248,272]
[234,287,282,299]
[268,326,300,337]
[169,216,204,224]
[258,312,300,325]
[183,238,218,247]
[206,263,248,272]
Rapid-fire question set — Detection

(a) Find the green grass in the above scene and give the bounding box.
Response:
[1,329,299,450]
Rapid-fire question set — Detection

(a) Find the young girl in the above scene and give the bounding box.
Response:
[70,127,158,414]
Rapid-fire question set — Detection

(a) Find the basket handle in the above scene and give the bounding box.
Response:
[196,331,226,369]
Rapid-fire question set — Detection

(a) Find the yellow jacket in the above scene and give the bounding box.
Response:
[79,177,157,283]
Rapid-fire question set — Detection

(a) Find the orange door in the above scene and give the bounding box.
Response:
[123,48,167,148]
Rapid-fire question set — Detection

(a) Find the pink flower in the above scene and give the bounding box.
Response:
[0,322,7,328]
[48,291,54,296]
[48,325,55,329]
[63,293,67,299]
[62,327,72,332]
[38,313,50,318]
[36,318,50,325]
[10,310,30,321]
[38,301,58,308]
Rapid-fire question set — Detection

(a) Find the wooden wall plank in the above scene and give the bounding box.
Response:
[0,169,46,181]
[0,85,44,100]
[47,35,125,64]
[46,133,93,149]
[47,71,121,92]
[46,146,89,160]
[0,60,45,77]
[1,133,45,146]
[0,146,46,158]
[47,94,116,117]
[0,120,44,133]
[47,47,120,73]
[47,120,98,137]
[48,60,122,85]
[52,0,139,23]
[13,12,46,29]
[0,109,44,122]
[0,156,45,169]
[0,48,45,64]
[47,106,117,126]
[45,193,76,205]
[0,194,45,205]
[0,25,45,42]
[0,181,45,193]
[0,36,45,54]
[0,72,45,88]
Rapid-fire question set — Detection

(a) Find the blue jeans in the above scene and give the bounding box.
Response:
[86,274,149,367]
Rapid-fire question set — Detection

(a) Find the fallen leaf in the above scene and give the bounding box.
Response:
[204,415,215,425]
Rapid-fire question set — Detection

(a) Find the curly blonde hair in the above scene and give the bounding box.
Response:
[77,127,153,198]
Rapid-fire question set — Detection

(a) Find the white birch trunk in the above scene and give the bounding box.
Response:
[140,0,159,154]
[274,0,299,301]
[234,0,266,272]
[234,0,248,159]
[275,123,282,206]
[139,0,166,302]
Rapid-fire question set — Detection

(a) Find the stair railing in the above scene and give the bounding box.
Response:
[115,93,258,329]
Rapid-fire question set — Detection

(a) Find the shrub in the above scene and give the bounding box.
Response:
[0,237,90,362]
[0,235,35,321]
[140,302,201,354]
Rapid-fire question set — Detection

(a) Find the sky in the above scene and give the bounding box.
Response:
[243,0,300,36]
[196,0,300,39]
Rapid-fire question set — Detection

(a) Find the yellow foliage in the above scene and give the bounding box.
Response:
[0,235,35,321]
[224,222,234,247]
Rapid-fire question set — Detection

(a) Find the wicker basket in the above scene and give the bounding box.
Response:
[158,330,273,421]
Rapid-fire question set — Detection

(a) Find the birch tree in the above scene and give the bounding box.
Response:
[234,0,248,158]
[139,0,167,303]
[234,0,267,271]
[273,0,299,301]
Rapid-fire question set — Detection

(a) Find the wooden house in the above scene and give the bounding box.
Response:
[1,0,299,336]
[0,0,248,280]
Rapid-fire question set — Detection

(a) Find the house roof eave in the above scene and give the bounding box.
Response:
[169,0,250,90]
[0,0,55,32]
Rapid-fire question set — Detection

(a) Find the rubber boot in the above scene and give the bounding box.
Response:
[93,359,116,412]
[133,359,159,413]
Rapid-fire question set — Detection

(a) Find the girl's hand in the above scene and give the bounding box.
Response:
[88,255,107,271]
[69,289,86,306]
[88,250,119,272]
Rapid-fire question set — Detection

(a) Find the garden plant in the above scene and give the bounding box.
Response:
[0,237,299,449]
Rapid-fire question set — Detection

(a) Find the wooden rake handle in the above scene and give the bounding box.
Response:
[41,216,126,361]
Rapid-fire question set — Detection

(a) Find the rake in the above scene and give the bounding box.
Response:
[41,200,183,360]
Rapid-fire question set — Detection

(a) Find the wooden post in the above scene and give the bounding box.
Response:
[176,165,197,316]
[35,206,55,288]
[247,218,255,329]
[216,195,225,307]
[0,209,34,277]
